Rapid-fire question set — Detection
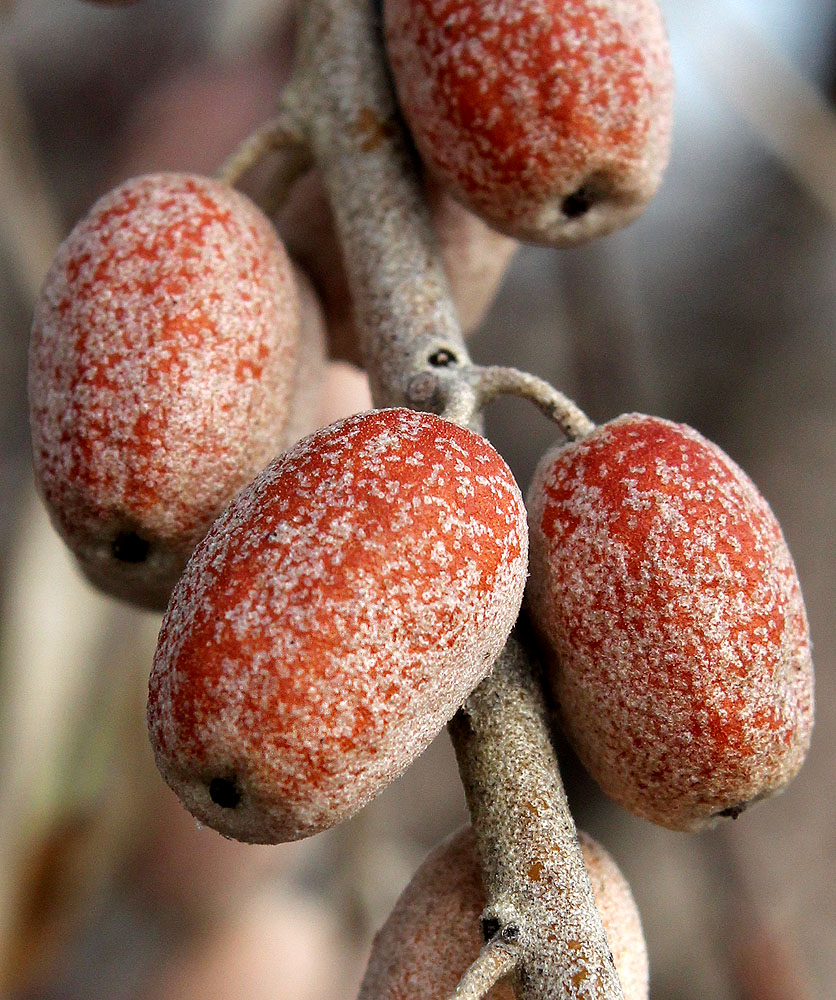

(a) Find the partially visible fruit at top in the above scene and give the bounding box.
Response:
[526,414,814,830]
[148,408,528,843]
[384,0,673,245]
[29,172,300,610]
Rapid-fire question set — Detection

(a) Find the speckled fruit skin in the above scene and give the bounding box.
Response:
[358,825,648,1000]
[384,0,673,246]
[526,414,814,831]
[148,408,528,844]
[29,172,299,611]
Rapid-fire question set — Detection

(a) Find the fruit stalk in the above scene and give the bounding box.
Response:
[294,0,471,409]
[285,2,626,996]
[449,940,518,1000]
[449,638,625,1000]
[216,106,310,188]
[442,366,596,440]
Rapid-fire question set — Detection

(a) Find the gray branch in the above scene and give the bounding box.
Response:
[288,2,625,998]
[449,638,625,1000]
[296,0,470,410]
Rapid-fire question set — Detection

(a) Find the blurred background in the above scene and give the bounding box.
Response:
[1,1,834,998]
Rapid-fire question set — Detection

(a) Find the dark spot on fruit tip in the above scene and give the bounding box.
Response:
[562,185,595,219]
[481,916,501,942]
[428,348,458,367]
[716,802,748,820]
[111,531,150,564]
[209,777,242,809]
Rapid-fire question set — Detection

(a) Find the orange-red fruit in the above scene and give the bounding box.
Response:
[526,414,814,831]
[358,825,648,1000]
[29,172,299,610]
[147,408,528,844]
[384,0,673,246]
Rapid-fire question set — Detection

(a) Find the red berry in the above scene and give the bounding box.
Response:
[358,825,648,1000]
[147,408,528,844]
[384,0,673,245]
[526,414,814,830]
[29,173,299,610]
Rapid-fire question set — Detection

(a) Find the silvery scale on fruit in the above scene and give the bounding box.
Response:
[27,2,813,1000]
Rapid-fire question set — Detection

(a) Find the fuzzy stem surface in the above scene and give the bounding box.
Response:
[217,105,310,187]
[295,0,470,409]
[289,3,624,999]
[440,365,595,439]
[449,639,625,1000]
[453,939,519,1000]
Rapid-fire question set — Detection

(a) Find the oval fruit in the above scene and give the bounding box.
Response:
[526,413,814,830]
[148,408,528,843]
[29,172,300,610]
[384,0,673,246]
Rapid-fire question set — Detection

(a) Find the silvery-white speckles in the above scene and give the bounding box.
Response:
[148,408,528,844]
[385,0,674,245]
[29,172,299,610]
[357,825,649,1000]
[526,413,814,831]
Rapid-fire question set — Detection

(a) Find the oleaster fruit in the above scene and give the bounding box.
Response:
[357,825,648,1000]
[526,414,814,831]
[29,172,300,611]
[148,408,528,844]
[384,0,674,246]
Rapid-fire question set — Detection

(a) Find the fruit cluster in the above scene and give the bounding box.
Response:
[27,0,815,996]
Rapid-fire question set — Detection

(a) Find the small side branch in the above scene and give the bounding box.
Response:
[474,366,595,440]
[217,107,311,192]
[440,365,595,440]
[449,938,518,1000]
